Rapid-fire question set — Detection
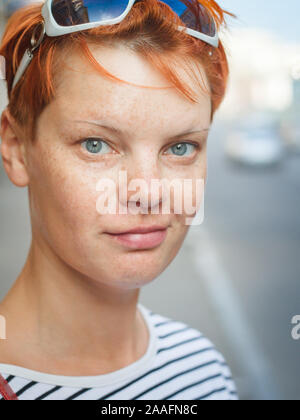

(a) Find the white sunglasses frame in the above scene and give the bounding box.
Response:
[12,0,219,90]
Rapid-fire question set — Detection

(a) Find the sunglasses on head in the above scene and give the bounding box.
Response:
[12,0,219,89]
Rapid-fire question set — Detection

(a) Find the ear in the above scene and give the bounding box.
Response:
[0,108,29,187]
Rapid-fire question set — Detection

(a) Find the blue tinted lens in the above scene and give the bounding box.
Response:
[162,0,216,37]
[52,0,130,26]
[51,0,215,37]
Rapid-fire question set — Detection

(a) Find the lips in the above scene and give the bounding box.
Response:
[107,225,168,235]
[105,226,169,249]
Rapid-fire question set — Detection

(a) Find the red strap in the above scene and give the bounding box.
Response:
[0,373,18,400]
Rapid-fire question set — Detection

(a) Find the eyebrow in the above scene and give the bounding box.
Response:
[73,120,210,138]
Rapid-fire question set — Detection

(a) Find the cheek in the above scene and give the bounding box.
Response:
[170,155,206,221]
[29,148,99,242]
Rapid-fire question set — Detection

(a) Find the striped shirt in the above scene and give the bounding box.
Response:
[0,303,238,400]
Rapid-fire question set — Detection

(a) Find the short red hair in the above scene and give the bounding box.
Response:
[0,0,235,142]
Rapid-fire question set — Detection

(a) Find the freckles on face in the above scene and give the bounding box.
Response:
[28,43,211,287]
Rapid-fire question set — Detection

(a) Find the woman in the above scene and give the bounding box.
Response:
[0,0,238,400]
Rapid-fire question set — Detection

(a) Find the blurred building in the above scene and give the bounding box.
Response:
[218,27,300,122]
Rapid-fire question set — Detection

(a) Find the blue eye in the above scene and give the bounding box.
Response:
[166,142,198,157]
[81,138,112,155]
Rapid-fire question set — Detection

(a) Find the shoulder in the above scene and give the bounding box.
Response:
[141,304,239,400]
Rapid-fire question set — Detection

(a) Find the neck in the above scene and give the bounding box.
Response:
[0,237,148,375]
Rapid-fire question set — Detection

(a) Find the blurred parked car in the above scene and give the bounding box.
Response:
[225,112,284,167]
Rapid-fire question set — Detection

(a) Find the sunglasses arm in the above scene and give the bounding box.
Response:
[12,49,33,90]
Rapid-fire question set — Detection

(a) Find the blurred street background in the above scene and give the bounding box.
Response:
[1,0,300,400]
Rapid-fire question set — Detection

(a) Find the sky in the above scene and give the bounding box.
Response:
[219,0,300,43]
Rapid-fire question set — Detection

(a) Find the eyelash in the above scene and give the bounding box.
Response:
[79,137,201,158]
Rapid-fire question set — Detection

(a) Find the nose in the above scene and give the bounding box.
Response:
[118,156,163,214]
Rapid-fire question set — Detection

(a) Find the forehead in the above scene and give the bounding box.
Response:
[47,43,211,132]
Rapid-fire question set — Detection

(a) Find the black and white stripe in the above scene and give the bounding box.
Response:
[0,305,238,400]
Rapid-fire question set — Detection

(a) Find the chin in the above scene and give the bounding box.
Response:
[93,262,165,289]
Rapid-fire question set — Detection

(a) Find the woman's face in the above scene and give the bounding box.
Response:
[25,43,211,289]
